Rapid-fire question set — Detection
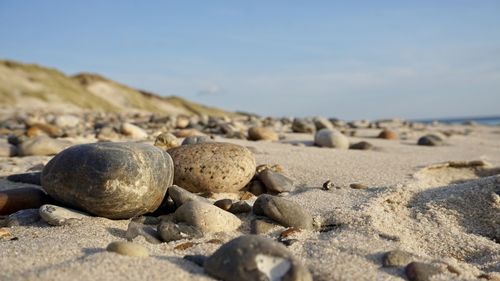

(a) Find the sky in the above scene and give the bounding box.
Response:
[1,1,499,120]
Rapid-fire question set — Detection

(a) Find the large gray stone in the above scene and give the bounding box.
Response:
[253,195,313,230]
[41,142,173,219]
[204,235,312,281]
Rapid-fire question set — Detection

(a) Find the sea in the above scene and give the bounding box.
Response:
[414,116,500,126]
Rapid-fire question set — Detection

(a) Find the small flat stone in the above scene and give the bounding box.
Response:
[158,221,203,242]
[350,183,368,190]
[405,262,445,281]
[6,209,40,226]
[39,204,91,226]
[228,201,252,214]
[204,235,312,281]
[349,141,374,150]
[253,195,313,230]
[106,241,149,257]
[258,170,294,193]
[6,172,42,185]
[214,199,232,211]
[322,180,334,190]
[168,185,210,208]
[0,187,50,215]
[174,201,242,233]
[383,249,414,267]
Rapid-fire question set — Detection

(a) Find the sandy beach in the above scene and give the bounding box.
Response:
[0,117,499,281]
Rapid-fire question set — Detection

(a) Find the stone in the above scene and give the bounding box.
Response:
[248,180,266,196]
[54,115,80,128]
[313,117,334,131]
[0,187,50,215]
[240,191,254,201]
[383,249,414,267]
[41,142,173,219]
[18,136,71,156]
[126,221,162,244]
[253,195,313,230]
[158,220,203,242]
[228,201,252,214]
[0,141,17,157]
[350,183,368,189]
[174,129,205,138]
[251,218,278,234]
[247,127,279,141]
[176,115,191,129]
[106,241,149,257]
[314,129,349,149]
[96,126,120,141]
[120,122,148,139]
[181,135,213,145]
[378,129,398,140]
[39,204,91,226]
[405,262,445,281]
[154,132,179,150]
[168,142,256,193]
[349,141,374,150]
[174,201,241,233]
[258,169,294,193]
[184,255,207,267]
[27,123,62,138]
[6,208,40,226]
[168,185,210,208]
[322,180,335,190]
[256,164,285,175]
[214,199,232,211]
[418,134,444,146]
[292,118,316,134]
[7,172,41,185]
[204,235,312,281]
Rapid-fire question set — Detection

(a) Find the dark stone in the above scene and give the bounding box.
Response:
[184,255,207,267]
[0,187,50,215]
[214,199,233,211]
[158,220,203,242]
[253,194,313,230]
[349,141,374,150]
[228,201,252,214]
[418,135,444,146]
[7,172,42,185]
[258,170,294,193]
[41,142,173,219]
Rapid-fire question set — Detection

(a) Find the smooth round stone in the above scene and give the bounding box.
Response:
[349,141,374,150]
[417,134,444,146]
[253,195,313,230]
[0,187,50,215]
[378,129,398,140]
[167,185,210,208]
[157,221,203,242]
[39,204,90,226]
[18,136,71,156]
[204,235,313,281]
[154,132,179,150]
[106,241,149,257]
[292,118,316,134]
[41,142,173,219]
[181,135,213,145]
[174,201,241,233]
[168,142,256,193]
[383,249,414,267]
[120,122,148,139]
[314,129,349,149]
[258,170,294,193]
[247,127,279,141]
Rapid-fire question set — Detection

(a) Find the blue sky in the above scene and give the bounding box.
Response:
[1,1,499,119]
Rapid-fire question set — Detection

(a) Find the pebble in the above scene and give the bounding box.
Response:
[349,141,374,150]
[256,164,285,175]
[314,129,349,149]
[383,249,414,267]
[175,115,191,129]
[174,201,242,233]
[168,185,210,208]
[96,126,120,141]
[228,201,252,214]
[322,180,335,190]
[251,218,278,234]
[154,132,179,150]
[168,142,256,193]
[106,241,149,257]
[54,115,80,128]
[157,220,203,242]
[313,117,334,131]
[0,141,17,157]
[214,199,233,211]
[174,129,205,138]
[41,142,173,219]
[253,194,313,230]
[204,235,313,281]
[126,220,162,244]
[6,172,42,185]
[27,123,62,138]
[417,134,444,146]
[258,169,295,193]
[181,135,213,145]
[378,129,398,140]
[18,136,71,156]
[350,183,368,190]
[248,180,266,196]
[247,127,279,141]
[120,122,148,139]
[292,118,316,134]
[39,204,91,226]
[6,208,40,226]
[405,262,446,281]
[0,187,50,215]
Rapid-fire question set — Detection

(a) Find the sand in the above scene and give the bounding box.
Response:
[0,124,499,280]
